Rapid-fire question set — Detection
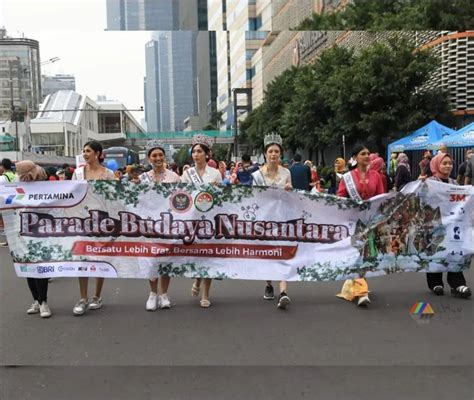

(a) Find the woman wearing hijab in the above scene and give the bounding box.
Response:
[394,153,411,191]
[16,161,52,318]
[370,154,388,193]
[427,152,471,298]
[326,158,346,195]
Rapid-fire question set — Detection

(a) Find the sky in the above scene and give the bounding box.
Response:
[0,0,151,122]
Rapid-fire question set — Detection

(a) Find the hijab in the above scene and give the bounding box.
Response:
[397,153,410,173]
[430,152,452,178]
[334,158,346,173]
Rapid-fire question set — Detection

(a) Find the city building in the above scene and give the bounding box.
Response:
[0,28,42,121]
[106,0,178,30]
[41,74,76,100]
[29,89,144,157]
[144,31,197,132]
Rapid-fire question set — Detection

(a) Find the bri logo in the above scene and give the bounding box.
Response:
[5,188,26,205]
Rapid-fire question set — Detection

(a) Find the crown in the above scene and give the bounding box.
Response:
[192,134,213,149]
[263,132,283,148]
[146,139,165,154]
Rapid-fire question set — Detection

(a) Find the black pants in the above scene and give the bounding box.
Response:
[426,272,466,290]
[27,278,49,304]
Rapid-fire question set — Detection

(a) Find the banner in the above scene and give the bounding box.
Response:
[1,179,472,281]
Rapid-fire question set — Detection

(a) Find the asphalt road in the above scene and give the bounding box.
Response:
[0,246,472,399]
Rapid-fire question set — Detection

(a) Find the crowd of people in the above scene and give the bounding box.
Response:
[0,134,472,318]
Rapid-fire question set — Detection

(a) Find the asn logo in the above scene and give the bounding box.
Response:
[5,188,26,205]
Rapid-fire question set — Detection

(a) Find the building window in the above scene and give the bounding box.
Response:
[246,67,255,81]
[248,16,262,31]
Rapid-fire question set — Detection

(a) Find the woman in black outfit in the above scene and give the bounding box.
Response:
[394,153,411,191]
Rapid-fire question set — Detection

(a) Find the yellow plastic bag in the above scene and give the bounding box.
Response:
[336,278,369,301]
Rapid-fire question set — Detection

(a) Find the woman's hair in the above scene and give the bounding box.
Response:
[147,145,165,158]
[351,144,369,158]
[84,140,104,163]
[191,143,210,158]
[264,143,283,154]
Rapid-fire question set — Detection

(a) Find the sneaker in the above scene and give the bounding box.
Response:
[146,292,158,311]
[39,302,52,318]
[159,294,171,309]
[277,292,291,309]
[357,295,371,307]
[27,300,40,314]
[0,241,8,247]
[89,296,103,310]
[263,285,275,300]
[451,285,472,299]
[73,299,88,315]
[431,285,444,296]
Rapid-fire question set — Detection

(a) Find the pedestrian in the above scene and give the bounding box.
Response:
[138,140,181,311]
[72,141,116,316]
[370,154,388,193]
[457,149,473,185]
[251,133,293,310]
[16,160,52,318]
[465,148,474,185]
[181,134,222,308]
[236,154,259,186]
[389,152,398,179]
[304,161,321,192]
[325,158,346,195]
[0,158,15,183]
[289,154,311,191]
[427,152,471,298]
[418,150,432,179]
[394,153,411,191]
[336,144,385,306]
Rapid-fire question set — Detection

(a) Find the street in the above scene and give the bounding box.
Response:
[0,246,473,399]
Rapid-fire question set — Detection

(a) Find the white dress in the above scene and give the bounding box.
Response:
[181,165,223,185]
[251,166,291,189]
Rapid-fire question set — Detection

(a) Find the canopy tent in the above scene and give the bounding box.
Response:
[386,120,456,175]
[387,120,456,154]
[430,122,474,149]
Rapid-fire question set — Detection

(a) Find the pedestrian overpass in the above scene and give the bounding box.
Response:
[126,130,235,146]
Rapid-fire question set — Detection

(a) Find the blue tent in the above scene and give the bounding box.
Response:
[387,120,456,155]
[430,122,474,149]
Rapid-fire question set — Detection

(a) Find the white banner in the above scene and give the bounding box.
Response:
[2,180,473,281]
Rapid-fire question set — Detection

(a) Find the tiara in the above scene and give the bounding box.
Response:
[192,134,213,149]
[146,139,165,153]
[264,132,283,148]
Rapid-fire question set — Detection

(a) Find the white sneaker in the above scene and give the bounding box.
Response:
[27,300,40,314]
[357,295,371,307]
[146,292,158,311]
[39,302,52,318]
[73,299,88,315]
[89,296,103,310]
[159,294,171,309]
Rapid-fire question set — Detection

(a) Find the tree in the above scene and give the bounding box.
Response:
[296,0,474,30]
[173,146,191,166]
[203,110,224,130]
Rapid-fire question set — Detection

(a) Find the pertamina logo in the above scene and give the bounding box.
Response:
[5,188,26,205]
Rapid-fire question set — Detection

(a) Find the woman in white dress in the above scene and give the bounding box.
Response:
[140,140,181,311]
[181,134,222,308]
[251,133,293,309]
[72,141,116,316]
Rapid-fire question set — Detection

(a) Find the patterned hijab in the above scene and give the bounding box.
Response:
[397,153,410,173]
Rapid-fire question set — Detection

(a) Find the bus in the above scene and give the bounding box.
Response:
[103,147,139,170]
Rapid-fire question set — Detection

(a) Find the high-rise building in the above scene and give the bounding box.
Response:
[144,31,197,132]
[0,29,41,121]
[41,74,76,100]
[106,0,179,30]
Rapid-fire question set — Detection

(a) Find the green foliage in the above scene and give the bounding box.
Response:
[173,145,191,166]
[240,37,450,158]
[213,144,231,161]
[296,0,474,30]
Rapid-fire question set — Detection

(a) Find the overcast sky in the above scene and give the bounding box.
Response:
[0,0,151,122]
